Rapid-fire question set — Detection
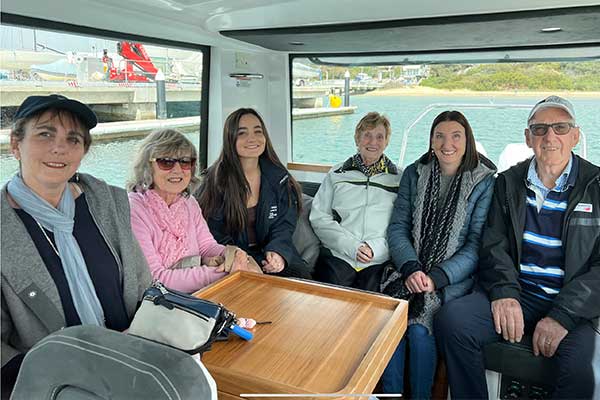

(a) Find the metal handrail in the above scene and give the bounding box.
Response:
[398,102,587,166]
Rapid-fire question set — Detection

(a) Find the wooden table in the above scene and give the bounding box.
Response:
[194,272,407,400]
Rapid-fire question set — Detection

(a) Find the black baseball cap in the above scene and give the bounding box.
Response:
[14,94,98,129]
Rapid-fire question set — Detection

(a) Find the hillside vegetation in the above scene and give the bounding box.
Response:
[420,62,600,91]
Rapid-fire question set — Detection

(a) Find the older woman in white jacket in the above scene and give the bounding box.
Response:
[309,112,401,291]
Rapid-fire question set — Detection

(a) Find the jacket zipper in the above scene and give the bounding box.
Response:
[357,176,370,266]
[561,176,597,247]
[504,176,523,267]
[363,176,370,240]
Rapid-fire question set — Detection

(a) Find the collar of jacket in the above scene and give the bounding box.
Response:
[259,157,289,188]
[335,153,399,175]
[508,154,599,197]
[499,154,600,255]
[1,185,66,331]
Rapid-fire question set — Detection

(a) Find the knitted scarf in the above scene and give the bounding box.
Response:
[410,158,463,318]
[143,190,190,268]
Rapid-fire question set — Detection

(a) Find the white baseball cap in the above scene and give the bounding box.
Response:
[528,95,576,124]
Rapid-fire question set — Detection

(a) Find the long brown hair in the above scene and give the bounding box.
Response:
[419,110,479,172]
[196,108,302,235]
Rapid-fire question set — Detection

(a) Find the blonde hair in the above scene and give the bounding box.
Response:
[126,129,200,195]
[354,112,391,145]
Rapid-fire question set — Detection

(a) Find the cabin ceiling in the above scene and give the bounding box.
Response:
[221,6,600,54]
[1,0,599,54]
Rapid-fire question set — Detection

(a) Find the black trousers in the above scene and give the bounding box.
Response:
[434,288,599,399]
[314,247,386,292]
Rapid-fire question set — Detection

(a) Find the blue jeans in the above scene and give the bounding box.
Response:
[381,324,437,399]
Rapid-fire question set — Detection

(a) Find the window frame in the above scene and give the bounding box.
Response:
[1,12,211,169]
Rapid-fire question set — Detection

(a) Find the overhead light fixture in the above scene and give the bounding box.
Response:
[540,27,562,33]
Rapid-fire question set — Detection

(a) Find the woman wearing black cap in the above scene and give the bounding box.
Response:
[0,94,151,397]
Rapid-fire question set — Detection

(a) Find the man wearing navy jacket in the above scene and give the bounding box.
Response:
[435,96,600,399]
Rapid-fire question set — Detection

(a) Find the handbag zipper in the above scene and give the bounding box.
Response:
[169,302,210,322]
[154,281,224,309]
[149,282,212,321]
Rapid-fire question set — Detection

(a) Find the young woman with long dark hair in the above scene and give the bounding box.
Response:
[196,108,310,279]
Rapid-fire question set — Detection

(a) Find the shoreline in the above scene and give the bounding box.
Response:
[363,86,600,98]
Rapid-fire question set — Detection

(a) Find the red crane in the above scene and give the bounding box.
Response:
[105,42,158,82]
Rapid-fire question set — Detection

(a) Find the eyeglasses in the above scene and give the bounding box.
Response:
[150,157,196,171]
[528,122,576,137]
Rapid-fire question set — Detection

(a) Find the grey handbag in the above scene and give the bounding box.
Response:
[128,281,253,354]
[10,325,216,400]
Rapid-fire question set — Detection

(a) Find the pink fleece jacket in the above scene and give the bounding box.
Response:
[128,192,226,293]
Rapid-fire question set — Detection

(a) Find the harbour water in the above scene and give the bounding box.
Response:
[1,94,598,187]
[293,95,600,168]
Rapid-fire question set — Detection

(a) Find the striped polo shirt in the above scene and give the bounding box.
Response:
[519,155,578,302]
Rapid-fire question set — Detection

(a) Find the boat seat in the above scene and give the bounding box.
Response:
[484,335,554,385]
[497,143,534,172]
[292,191,320,275]
[299,181,321,198]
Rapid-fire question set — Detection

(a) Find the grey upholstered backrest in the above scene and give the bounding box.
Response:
[11,325,216,400]
[293,193,320,274]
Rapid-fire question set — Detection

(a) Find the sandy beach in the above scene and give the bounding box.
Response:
[364,86,600,98]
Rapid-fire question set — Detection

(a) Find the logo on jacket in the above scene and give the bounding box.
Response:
[574,203,593,213]
[268,205,278,219]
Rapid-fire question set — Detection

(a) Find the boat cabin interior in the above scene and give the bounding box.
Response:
[3,1,598,173]
[1,0,599,398]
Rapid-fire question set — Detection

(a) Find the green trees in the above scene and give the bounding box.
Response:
[420,62,600,91]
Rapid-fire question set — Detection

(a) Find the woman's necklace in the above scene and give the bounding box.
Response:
[246,169,261,208]
[34,220,60,257]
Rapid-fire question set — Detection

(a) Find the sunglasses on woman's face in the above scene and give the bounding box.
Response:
[150,157,196,171]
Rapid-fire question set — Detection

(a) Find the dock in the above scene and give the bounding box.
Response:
[0,116,200,151]
[0,106,358,151]
[292,106,357,120]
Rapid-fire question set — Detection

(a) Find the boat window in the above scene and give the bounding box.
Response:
[1,23,209,188]
[290,56,600,169]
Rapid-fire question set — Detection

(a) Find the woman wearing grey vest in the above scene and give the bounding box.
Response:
[1,95,151,398]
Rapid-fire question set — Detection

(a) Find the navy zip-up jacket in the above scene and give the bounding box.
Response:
[203,157,303,268]
[479,155,600,331]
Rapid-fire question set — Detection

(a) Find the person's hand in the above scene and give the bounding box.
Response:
[229,248,249,272]
[405,271,434,293]
[214,261,228,273]
[356,243,373,263]
[422,275,436,293]
[261,251,285,273]
[491,298,524,343]
[532,317,568,357]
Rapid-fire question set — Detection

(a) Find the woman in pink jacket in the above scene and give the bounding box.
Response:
[127,129,249,293]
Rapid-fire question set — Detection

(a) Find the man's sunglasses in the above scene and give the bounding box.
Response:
[150,157,196,171]
[528,122,576,137]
